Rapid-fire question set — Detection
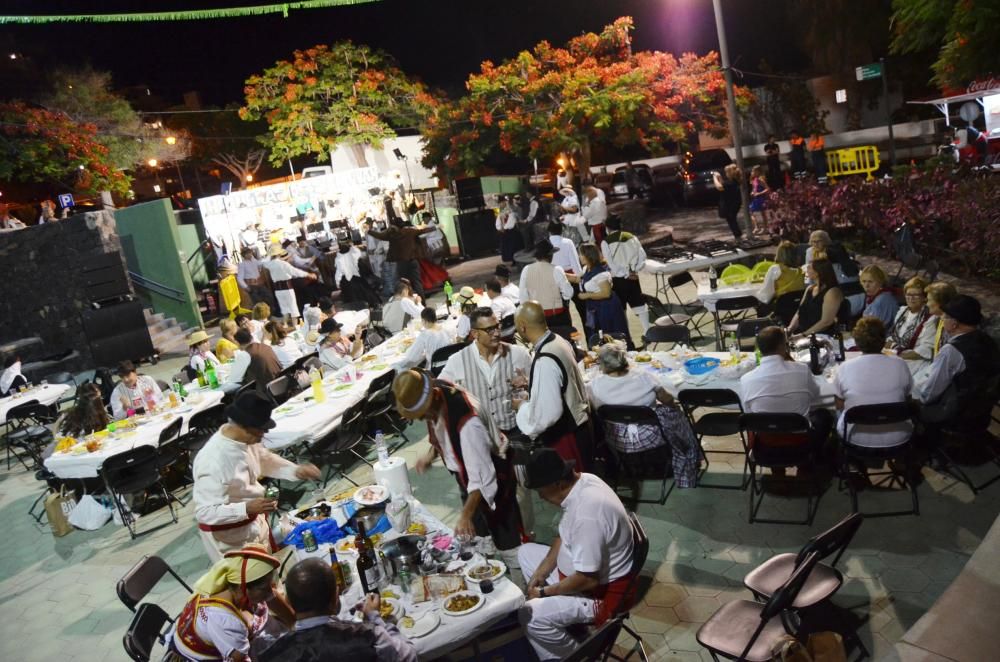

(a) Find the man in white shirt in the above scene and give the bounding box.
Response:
[193,392,320,560]
[110,360,164,420]
[833,317,913,448]
[547,222,583,275]
[485,280,516,323]
[220,330,253,394]
[581,186,608,245]
[519,241,574,329]
[495,264,520,303]
[558,187,588,245]
[518,450,634,660]
[396,307,454,371]
[513,303,592,470]
[382,279,424,334]
[601,215,651,336]
[739,326,832,458]
[395,370,523,553]
[237,247,274,308]
[262,244,316,320]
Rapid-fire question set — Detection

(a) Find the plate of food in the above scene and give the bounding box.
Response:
[360,354,378,363]
[442,591,484,616]
[464,559,507,583]
[334,536,357,555]
[379,598,402,621]
[634,353,653,363]
[400,611,440,638]
[353,484,389,507]
[369,364,389,371]
[333,384,353,392]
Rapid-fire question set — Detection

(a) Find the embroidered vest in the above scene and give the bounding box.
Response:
[457,344,517,430]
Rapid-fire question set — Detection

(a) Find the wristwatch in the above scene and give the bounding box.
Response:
[539,586,546,598]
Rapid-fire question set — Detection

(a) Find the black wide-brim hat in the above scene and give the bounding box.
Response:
[523,448,575,489]
[225,392,277,431]
[534,239,555,259]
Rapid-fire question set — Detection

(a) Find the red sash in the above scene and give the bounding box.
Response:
[555,570,635,627]
[174,595,247,659]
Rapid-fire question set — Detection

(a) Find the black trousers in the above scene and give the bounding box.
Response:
[724,212,743,241]
[454,471,523,551]
[395,259,425,299]
[611,276,644,309]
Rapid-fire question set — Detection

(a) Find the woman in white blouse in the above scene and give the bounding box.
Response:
[887,276,936,361]
[263,321,303,369]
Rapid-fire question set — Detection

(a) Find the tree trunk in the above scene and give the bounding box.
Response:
[574,140,592,185]
[347,143,369,168]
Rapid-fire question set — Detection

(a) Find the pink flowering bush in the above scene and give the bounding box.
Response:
[765,168,1000,278]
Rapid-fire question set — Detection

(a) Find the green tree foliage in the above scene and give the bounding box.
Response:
[241,42,439,168]
[168,106,267,189]
[0,101,130,195]
[420,17,749,180]
[891,0,1000,88]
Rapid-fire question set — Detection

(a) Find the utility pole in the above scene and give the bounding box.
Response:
[880,57,896,167]
[712,0,751,237]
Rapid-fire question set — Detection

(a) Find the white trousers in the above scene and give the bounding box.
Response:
[274,287,299,319]
[517,543,595,661]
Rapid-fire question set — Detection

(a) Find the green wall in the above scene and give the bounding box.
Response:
[115,199,204,329]
[479,176,525,195]
[435,207,459,252]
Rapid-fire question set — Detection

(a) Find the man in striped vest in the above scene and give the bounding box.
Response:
[519,240,574,329]
[440,306,535,536]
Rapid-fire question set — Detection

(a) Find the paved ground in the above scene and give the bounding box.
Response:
[2,204,998,661]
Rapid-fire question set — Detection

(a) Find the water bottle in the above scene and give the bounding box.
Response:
[808,334,822,375]
[708,265,718,291]
[728,332,740,361]
[375,430,389,466]
[310,367,326,403]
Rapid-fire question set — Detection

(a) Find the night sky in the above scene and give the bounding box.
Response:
[1,0,808,106]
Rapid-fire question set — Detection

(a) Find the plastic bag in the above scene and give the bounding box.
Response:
[283,519,346,549]
[68,494,112,531]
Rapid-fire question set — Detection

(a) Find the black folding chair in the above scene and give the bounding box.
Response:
[122,602,173,662]
[561,615,629,662]
[735,318,775,352]
[696,552,821,661]
[713,295,760,351]
[100,445,179,539]
[179,404,226,465]
[663,271,710,338]
[741,413,820,525]
[3,400,56,470]
[642,324,691,350]
[430,342,468,377]
[677,389,747,490]
[744,513,862,607]
[117,555,193,613]
[309,399,367,488]
[839,403,919,517]
[772,290,804,327]
[266,375,294,405]
[361,370,410,454]
[597,405,674,504]
[156,418,189,503]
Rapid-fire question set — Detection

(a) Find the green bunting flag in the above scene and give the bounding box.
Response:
[0,0,380,24]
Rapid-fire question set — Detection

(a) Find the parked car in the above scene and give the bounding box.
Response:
[608,164,654,200]
[681,149,732,205]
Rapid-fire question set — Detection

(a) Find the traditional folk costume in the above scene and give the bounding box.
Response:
[601,229,651,334]
[193,429,299,561]
[516,331,592,470]
[262,246,312,320]
[519,243,574,329]
[167,546,283,661]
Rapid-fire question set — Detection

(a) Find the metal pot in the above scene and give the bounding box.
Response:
[348,505,386,534]
[379,534,425,579]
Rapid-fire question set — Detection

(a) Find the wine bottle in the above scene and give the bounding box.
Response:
[834,325,846,362]
[808,334,822,375]
[354,522,382,594]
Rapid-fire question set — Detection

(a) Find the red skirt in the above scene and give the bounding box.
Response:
[419,259,449,292]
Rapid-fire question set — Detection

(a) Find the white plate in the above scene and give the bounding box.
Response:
[463,559,507,584]
[400,610,440,638]
[353,484,389,506]
[441,591,485,616]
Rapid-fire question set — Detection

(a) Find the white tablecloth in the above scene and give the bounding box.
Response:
[642,249,749,276]
[695,280,762,312]
[44,390,225,479]
[1,383,72,422]
[264,317,458,452]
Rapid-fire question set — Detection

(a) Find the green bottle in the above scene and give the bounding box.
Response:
[755,344,762,366]
[206,362,219,388]
[443,280,454,314]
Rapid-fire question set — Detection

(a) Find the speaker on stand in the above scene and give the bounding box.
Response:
[80,253,158,367]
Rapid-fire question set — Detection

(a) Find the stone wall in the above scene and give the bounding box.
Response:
[0,211,130,372]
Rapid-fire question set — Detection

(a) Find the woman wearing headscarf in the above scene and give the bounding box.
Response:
[166,545,292,661]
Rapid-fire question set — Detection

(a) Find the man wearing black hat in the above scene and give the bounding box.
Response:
[193,392,321,561]
[517,449,634,660]
[494,264,520,303]
[519,240,574,328]
[919,294,1000,426]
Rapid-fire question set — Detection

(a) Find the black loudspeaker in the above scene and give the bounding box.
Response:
[81,252,130,303]
[82,301,156,366]
[455,177,485,210]
[455,209,499,258]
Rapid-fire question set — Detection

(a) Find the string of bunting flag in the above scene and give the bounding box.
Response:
[0,0,379,24]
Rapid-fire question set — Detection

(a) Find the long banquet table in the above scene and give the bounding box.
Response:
[1,383,72,422]
[44,390,225,479]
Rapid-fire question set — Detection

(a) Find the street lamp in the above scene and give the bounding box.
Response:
[245,174,254,183]
[165,136,177,145]
[148,158,158,167]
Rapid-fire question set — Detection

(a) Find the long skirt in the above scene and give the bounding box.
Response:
[500,230,522,263]
[585,294,633,349]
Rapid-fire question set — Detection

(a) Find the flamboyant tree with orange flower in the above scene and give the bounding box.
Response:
[422,17,751,180]
[241,42,440,168]
[0,101,130,196]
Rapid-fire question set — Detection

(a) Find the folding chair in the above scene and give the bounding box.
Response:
[744,513,862,606]
[561,616,628,662]
[933,375,1000,494]
[772,290,804,327]
[156,418,189,504]
[266,375,294,405]
[735,317,775,352]
[117,555,193,613]
[677,389,748,489]
[663,271,709,338]
[3,400,56,470]
[839,403,919,517]
[122,602,173,662]
[100,445,179,539]
[430,342,468,377]
[642,324,690,350]
[741,412,820,525]
[597,405,674,504]
[361,370,410,453]
[309,400,367,488]
[713,295,760,351]
[696,552,821,661]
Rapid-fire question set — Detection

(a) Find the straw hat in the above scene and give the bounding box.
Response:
[187,330,211,346]
[456,286,478,304]
[267,244,288,258]
[559,186,576,196]
[393,370,436,420]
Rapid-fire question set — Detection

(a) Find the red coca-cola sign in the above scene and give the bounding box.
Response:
[967,77,1000,95]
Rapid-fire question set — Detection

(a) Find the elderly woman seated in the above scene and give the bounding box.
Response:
[588,344,699,487]
[859,264,899,327]
[887,276,935,360]
[925,281,959,358]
